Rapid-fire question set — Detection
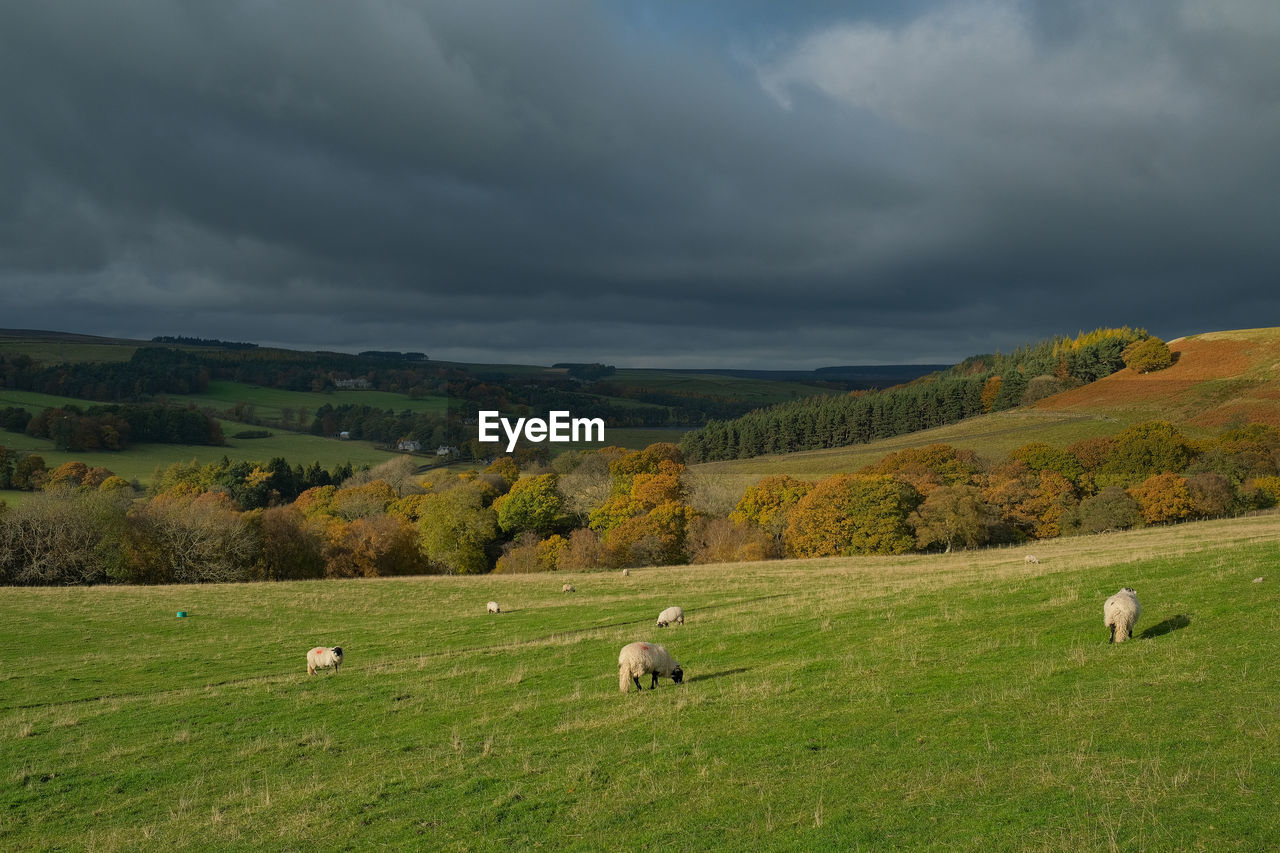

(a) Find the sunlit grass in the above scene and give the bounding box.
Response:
[4,513,1279,850]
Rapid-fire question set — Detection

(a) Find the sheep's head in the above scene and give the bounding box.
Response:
[1122,587,1136,595]
[332,647,343,659]
[671,666,684,684]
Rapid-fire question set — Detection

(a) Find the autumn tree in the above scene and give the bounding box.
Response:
[784,474,921,557]
[686,517,776,564]
[982,461,1078,540]
[330,480,398,520]
[729,474,813,537]
[1185,472,1237,519]
[1064,485,1142,534]
[246,505,325,580]
[494,473,568,537]
[603,500,695,567]
[12,453,46,490]
[1128,472,1193,525]
[417,482,499,574]
[910,485,1000,552]
[0,489,131,585]
[860,443,981,495]
[557,527,609,570]
[493,532,567,573]
[321,514,425,578]
[124,491,257,584]
[1010,442,1085,486]
[553,448,618,519]
[1096,421,1196,488]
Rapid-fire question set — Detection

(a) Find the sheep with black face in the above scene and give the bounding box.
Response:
[306,646,343,675]
[618,641,683,693]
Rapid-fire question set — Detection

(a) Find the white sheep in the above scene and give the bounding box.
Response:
[656,606,684,627]
[487,601,501,614]
[618,641,683,693]
[621,568,630,576]
[1024,554,1040,564]
[1103,588,1141,643]
[306,646,343,675]
[562,583,576,593]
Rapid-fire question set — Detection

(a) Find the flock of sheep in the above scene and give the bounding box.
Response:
[306,556,1143,681]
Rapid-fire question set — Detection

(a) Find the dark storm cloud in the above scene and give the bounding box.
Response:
[2,1,1278,367]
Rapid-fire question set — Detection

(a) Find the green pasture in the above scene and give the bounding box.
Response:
[0,337,142,365]
[4,514,1279,851]
[174,380,450,422]
[0,422,399,490]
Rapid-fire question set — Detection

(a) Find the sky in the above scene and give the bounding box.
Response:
[2,1,1278,369]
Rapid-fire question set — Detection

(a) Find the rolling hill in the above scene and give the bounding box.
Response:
[691,327,1280,494]
[1033,327,1280,428]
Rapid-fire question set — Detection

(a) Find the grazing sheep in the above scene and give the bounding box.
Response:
[1103,588,1141,643]
[618,641,683,693]
[306,646,343,675]
[621,568,630,576]
[656,606,684,627]
[562,583,576,593]
[1024,554,1040,564]
[487,601,501,614]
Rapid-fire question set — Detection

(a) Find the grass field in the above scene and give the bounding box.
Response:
[4,513,1279,851]
[689,409,1130,497]
[174,380,451,422]
[0,421,400,496]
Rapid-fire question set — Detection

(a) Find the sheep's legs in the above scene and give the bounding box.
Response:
[649,673,659,689]
[1108,624,1116,643]
[632,676,643,691]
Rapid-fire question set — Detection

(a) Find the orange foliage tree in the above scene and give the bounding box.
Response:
[1128,472,1193,524]
[784,474,920,557]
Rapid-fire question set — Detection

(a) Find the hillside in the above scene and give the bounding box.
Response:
[1034,327,1280,428]
[693,327,1280,493]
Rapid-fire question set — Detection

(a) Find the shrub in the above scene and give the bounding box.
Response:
[1122,337,1174,373]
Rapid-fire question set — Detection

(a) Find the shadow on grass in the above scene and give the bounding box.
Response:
[1140,614,1191,640]
[686,668,749,684]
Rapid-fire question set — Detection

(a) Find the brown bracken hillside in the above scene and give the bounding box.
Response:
[1033,327,1280,429]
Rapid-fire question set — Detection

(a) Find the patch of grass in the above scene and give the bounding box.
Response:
[174,380,450,422]
[0,423,399,489]
[3,514,1279,850]
[692,410,1125,495]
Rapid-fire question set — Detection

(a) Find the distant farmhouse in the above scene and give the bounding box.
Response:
[396,438,422,452]
[335,378,372,390]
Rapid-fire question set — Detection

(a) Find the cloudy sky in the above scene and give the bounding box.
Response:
[2,1,1277,368]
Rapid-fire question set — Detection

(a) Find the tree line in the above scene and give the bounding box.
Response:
[680,327,1165,462]
[3,402,224,451]
[4,417,1277,586]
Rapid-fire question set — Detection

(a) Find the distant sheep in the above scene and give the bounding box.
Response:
[487,601,501,614]
[656,606,684,627]
[306,646,343,675]
[1024,554,1040,564]
[1103,588,1141,643]
[618,641,683,693]
[621,568,630,576]
[562,583,576,593]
